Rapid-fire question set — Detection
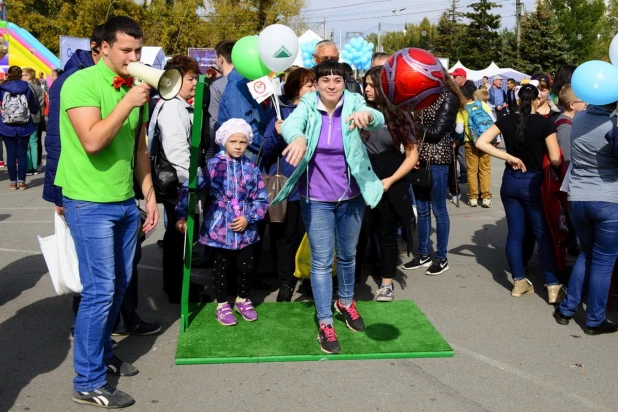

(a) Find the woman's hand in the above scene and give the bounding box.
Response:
[282,136,307,167]
[346,111,374,130]
[230,216,248,232]
[381,178,393,192]
[176,219,187,234]
[507,155,527,172]
[274,119,283,136]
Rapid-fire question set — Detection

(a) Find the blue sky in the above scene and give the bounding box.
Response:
[300,0,535,44]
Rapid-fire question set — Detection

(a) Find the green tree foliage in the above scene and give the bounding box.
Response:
[548,0,605,64]
[518,0,570,73]
[432,8,466,63]
[6,0,305,56]
[367,20,438,56]
[460,0,502,69]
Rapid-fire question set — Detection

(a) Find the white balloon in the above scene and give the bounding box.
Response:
[258,24,300,72]
[610,34,618,67]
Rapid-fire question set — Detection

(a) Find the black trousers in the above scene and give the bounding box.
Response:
[356,206,381,280]
[72,241,142,333]
[269,201,305,287]
[372,197,400,280]
[162,201,185,299]
[213,246,254,303]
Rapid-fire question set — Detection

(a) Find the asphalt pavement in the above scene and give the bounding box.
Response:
[1,155,617,412]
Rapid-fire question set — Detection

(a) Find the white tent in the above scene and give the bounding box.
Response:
[141,46,167,70]
[449,60,529,84]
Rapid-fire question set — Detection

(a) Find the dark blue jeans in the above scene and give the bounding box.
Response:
[414,164,450,259]
[63,197,140,392]
[559,201,618,327]
[500,169,559,285]
[2,135,28,183]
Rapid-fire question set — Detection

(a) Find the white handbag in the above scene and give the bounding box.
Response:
[37,213,82,295]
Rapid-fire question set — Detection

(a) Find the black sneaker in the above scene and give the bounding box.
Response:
[402,254,432,270]
[105,355,139,377]
[112,321,161,336]
[72,383,135,408]
[553,308,572,325]
[276,284,294,302]
[335,300,365,332]
[425,258,449,276]
[583,319,618,336]
[318,324,341,354]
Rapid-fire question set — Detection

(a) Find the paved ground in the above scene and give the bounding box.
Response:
[1,156,617,412]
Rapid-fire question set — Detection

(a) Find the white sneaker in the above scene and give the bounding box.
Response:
[482,198,492,208]
[469,198,478,207]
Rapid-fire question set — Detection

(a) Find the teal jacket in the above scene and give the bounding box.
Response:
[272,90,385,208]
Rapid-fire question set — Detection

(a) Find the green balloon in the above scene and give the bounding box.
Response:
[231,35,271,80]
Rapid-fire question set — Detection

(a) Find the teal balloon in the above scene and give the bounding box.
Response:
[571,60,618,105]
[232,35,271,80]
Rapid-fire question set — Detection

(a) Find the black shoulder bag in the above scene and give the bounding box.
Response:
[149,102,180,199]
[409,130,433,189]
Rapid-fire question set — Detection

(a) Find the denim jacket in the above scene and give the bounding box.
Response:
[176,151,269,250]
[272,90,385,208]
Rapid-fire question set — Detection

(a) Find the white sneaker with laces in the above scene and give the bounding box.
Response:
[469,198,478,207]
[482,198,492,208]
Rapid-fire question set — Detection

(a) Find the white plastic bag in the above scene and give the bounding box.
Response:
[37,213,82,295]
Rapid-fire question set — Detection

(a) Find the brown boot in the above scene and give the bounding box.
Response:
[546,284,566,304]
[512,278,534,297]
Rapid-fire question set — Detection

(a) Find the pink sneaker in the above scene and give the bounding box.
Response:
[234,299,258,322]
[215,303,237,326]
[0,160,5,167]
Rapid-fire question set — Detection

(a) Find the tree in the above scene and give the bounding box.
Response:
[496,29,528,72]
[518,0,570,73]
[433,5,466,63]
[548,0,606,64]
[460,0,502,69]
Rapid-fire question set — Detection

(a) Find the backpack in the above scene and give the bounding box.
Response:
[466,101,494,144]
[2,91,30,125]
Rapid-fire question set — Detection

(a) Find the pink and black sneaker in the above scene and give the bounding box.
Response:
[335,300,365,332]
[318,323,341,354]
[215,303,237,326]
[234,298,258,322]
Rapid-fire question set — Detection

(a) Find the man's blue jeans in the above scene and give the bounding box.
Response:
[63,198,140,392]
[500,169,559,285]
[300,195,364,324]
[559,201,618,327]
[414,164,450,259]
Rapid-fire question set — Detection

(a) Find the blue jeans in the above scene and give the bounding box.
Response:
[300,195,364,324]
[2,135,28,183]
[63,197,140,392]
[559,201,618,327]
[414,164,450,259]
[500,169,559,285]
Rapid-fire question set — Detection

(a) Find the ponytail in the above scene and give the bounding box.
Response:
[515,84,539,148]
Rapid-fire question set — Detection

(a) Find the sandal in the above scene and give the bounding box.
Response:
[18,183,27,191]
[9,183,17,190]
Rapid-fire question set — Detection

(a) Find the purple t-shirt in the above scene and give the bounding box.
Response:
[299,96,360,202]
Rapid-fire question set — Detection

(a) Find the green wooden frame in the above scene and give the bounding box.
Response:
[180,75,208,334]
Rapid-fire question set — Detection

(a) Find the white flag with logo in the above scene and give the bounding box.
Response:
[247,75,275,104]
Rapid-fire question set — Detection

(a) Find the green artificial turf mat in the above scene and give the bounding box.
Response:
[176,300,453,364]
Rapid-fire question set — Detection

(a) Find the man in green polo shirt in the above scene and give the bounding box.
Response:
[56,16,158,409]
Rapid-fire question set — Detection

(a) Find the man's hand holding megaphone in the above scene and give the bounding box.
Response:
[125,82,151,108]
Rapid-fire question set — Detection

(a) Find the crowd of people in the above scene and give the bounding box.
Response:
[0,15,616,409]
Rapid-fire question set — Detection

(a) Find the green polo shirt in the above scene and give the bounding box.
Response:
[56,59,147,202]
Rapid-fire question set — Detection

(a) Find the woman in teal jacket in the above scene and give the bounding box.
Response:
[272,61,384,354]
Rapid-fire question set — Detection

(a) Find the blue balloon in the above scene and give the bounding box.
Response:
[572,60,618,105]
[368,43,374,50]
[360,56,369,64]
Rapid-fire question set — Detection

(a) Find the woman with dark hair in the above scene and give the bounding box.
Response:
[402,67,465,276]
[475,84,564,302]
[359,66,418,301]
[149,54,206,304]
[550,65,576,107]
[272,60,385,354]
[532,74,561,122]
[0,65,40,190]
[261,67,316,301]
